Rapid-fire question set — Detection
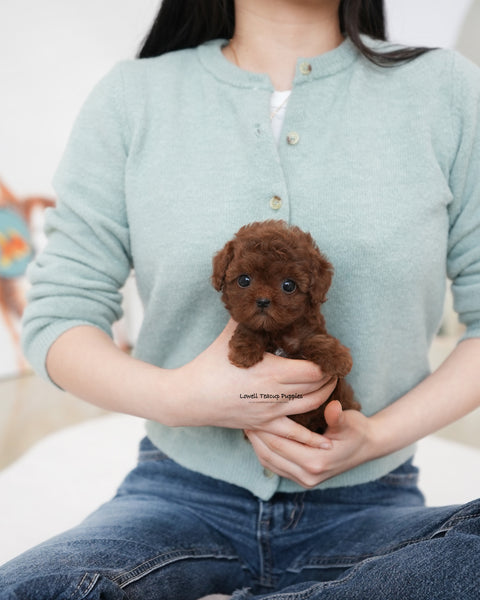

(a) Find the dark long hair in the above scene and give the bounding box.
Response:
[137,0,433,66]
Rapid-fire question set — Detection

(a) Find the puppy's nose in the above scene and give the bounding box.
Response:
[256,298,271,309]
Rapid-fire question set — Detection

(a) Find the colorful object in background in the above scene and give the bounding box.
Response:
[0,209,33,278]
[0,180,55,375]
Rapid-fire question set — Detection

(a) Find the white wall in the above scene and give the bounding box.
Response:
[0,0,160,197]
[385,0,473,48]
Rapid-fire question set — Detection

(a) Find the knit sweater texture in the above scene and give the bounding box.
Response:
[22,37,480,500]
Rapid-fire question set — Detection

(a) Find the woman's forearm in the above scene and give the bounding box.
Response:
[45,321,337,438]
[46,325,179,424]
[370,337,480,457]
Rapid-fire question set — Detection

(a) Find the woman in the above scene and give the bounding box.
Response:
[1,0,479,598]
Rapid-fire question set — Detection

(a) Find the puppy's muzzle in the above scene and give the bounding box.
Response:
[256,298,271,309]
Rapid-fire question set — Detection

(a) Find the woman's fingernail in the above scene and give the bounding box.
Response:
[321,443,332,450]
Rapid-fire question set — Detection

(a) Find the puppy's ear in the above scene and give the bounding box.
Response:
[211,240,235,291]
[309,250,334,305]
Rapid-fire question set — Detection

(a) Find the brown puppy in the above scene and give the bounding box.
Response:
[212,220,360,433]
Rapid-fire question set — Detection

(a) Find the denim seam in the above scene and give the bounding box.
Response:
[110,548,241,588]
[257,501,274,588]
[442,510,480,528]
[69,573,100,600]
[252,555,393,600]
[287,529,453,571]
[430,510,480,538]
[282,494,305,531]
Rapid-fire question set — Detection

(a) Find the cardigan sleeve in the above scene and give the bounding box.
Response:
[21,63,132,381]
[446,52,480,341]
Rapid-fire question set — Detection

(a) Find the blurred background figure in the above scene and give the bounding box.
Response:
[0,180,54,374]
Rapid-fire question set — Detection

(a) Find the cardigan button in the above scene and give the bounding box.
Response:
[263,468,274,478]
[299,62,312,75]
[269,196,282,210]
[286,132,300,145]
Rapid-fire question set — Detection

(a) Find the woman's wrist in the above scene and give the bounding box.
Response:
[359,412,393,462]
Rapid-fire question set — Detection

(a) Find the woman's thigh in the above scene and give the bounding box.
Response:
[0,439,250,600]
[270,461,480,598]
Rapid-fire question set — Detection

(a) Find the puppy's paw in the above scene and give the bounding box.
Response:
[228,340,265,368]
[228,325,266,368]
[322,349,353,377]
[229,347,264,368]
[301,335,353,377]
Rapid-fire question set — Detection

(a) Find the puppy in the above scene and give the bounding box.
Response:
[212,220,360,433]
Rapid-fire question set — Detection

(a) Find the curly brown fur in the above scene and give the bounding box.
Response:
[212,220,360,433]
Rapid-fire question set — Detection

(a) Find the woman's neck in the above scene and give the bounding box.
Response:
[223,0,343,91]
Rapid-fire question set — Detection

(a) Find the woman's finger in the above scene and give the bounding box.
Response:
[246,416,332,449]
[272,377,338,419]
[246,431,328,489]
[267,353,325,385]
[324,400,344,431]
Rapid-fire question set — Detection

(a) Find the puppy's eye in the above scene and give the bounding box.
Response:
[237,274,251,288]
[282,279,296,294]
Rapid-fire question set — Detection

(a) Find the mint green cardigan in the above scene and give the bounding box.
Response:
[22,37,480,500]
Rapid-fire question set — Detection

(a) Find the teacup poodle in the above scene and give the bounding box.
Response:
[212,220,360,433]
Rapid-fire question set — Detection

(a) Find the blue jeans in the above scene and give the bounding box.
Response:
[1,437,479,599]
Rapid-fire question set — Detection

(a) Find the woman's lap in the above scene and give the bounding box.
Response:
[1,437,479,599]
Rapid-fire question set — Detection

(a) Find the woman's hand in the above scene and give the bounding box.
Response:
[167,319,337,448]
[245,401,379,488]
[245,337,480,488]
